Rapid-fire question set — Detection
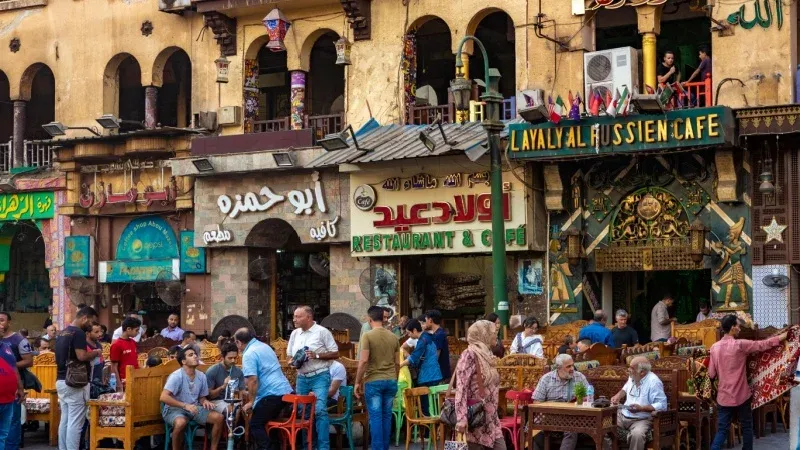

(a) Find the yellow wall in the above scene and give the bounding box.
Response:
[0,0,796,139]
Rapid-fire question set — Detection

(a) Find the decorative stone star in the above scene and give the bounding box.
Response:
[761,216,787,244]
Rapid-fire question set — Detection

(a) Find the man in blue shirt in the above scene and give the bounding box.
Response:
[424,310,451,382]
[578,310,615,347]
[235,328,292,450]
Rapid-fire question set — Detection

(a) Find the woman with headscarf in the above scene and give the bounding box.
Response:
[454,320,504,450]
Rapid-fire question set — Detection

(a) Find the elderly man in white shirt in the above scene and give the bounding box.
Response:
[287,306,339,450]
[610,356,668,450]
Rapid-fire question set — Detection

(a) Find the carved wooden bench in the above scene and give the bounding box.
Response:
[25,352,59,446]
[88,359,180,450]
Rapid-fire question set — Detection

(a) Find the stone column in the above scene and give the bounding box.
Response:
[12,100,26,168]
[635,4,664,92]
[145,86,158,129]
[289,70,306,130]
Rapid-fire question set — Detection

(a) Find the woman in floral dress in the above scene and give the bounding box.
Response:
[454,320,504,450]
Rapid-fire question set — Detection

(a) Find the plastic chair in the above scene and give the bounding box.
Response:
[393,380,409,446]
[330,386,355,450]
[403,387,440,450]
[267,394,316,450]
[164,419,199,450]
[499,390,532,450]
[426,384,450,417]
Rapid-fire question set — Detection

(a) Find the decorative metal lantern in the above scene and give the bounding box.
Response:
[689,219,707,263]
[215,56,230,83]
[450,76,472,112]
[334,36,352,66]
[263,8,291,52]
[566,229,582,266]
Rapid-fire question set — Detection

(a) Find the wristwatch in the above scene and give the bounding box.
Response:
[314,352,320,359]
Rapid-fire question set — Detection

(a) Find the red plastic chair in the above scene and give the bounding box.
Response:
[267,394,316,450]
[500,390,533,450]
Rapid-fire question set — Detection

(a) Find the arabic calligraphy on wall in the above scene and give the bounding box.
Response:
[218,171,328,219]
[585,0,667,11]
[0,192,55,221]
[726,0,783,30]
[350,167,527,257]
[79,162,178,210]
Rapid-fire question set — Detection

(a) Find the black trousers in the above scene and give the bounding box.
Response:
[249,396,289,450]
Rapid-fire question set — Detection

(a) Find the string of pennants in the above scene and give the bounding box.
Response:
[528,82,690,125]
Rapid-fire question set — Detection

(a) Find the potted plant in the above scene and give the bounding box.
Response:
[574,382,587,405]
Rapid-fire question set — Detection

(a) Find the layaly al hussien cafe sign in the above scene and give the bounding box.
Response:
[508,106,734,159]
[350,168,527,257]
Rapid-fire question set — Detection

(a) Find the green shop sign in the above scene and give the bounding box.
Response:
[0,192,55,221]
[98,259,179,283]
[352,227,526,254]
[508,106,734,160]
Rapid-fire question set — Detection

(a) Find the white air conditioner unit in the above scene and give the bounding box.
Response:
[583,47,639,106]
[158,0,191,12]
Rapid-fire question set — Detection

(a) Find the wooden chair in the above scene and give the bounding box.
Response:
[328,328,350,343]
[137,353,148,368]
[88,359,180,450]
[337,341,355,359]
[270,337,289,361]
[499,354,547,368]
[200,345,221,364]
[579,343,619,366]
[403,387,440,450]
[147,347,170,359]
[340,357,369,450]
[26,352,59,446]
[267,394,315,450]
[102,343,111,361]
[671,321,720,348]
[136,335,179,354]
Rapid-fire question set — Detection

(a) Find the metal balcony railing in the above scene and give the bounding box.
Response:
[0,139,57,173]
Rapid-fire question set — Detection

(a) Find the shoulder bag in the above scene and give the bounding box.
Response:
[439,349,486,429]
[63,331,89,388]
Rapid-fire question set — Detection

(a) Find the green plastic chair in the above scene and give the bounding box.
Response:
[427,384,450,417]
[393,380,409,446]
[330,386,355,450]
[163,411,200,450]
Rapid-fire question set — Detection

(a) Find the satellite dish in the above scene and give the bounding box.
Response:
[763,273,790,289]
[415,85,438,106]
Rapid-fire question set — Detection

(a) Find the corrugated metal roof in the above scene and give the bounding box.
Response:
[304,120,523,168]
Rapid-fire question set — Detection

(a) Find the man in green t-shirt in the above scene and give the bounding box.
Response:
[354,306,399,450]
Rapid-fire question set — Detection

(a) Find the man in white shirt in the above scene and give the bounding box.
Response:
[327,360,347,407]
[610,356,668,450]
[112,310,146,342]
[287,306,339,450]
[696,301,711,322]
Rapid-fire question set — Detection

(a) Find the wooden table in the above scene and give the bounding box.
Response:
[527,402,619,450]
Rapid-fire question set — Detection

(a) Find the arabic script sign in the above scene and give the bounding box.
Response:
[507,106,734,160]
[116,216,179,261]
[0,192,55,221]
[727,0,783,30]
[217,171,327,218]
[350,167,527,256]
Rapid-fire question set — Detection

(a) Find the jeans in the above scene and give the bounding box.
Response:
[711,398,754,450]
[0,402,15,450]
[296,371,331,450]
[5,402,19,450]
[364,380,397,450]
[249,396,288,450]
[57,380,89,450]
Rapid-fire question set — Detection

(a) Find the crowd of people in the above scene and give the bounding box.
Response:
[0,296,775,450]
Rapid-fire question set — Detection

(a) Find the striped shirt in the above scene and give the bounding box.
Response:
[533,369,589,403]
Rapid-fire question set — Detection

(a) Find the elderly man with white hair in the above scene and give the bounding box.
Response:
[610,356,668,450]
[531,353,589,450]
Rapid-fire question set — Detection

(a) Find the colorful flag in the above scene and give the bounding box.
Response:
[645,85,655,95]
[616,86,630,116]
[568,91,575,108]
[588,90,600,116]
[549,96,565,123]
[569,94,582,121]
[606,89,620,117]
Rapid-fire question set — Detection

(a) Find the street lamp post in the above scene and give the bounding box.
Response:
[450,36,509,326]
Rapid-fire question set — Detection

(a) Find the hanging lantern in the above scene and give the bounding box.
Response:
[215,56,230,83]
[334,36,352,66]
[263,8,291,52]
[689,219,708,263]
[566,229,582,266]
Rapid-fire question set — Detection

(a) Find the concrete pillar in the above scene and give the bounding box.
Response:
[145,86,158,129]
[635,4,664,93]
[602,272,613,325]
[12,101,26,168]
[290,70,307,130]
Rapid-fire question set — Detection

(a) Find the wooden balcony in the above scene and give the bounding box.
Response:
[305,113,344,140]
[407,104,455,125]
[252,118,290,134]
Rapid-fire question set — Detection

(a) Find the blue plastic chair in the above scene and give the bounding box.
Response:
[164,420,199,450]
[329,386,355,450]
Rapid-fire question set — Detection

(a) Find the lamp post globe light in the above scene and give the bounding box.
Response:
[450,35,509,326]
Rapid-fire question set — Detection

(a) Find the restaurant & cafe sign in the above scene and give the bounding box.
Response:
[350,166,528,257]
[508,106,734,159]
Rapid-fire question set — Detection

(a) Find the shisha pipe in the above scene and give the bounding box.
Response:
[223,378,245,450]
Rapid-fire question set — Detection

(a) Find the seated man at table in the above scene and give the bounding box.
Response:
[578,310,614,347]
[610,356,668,450]
[532,354,590,450]
[206,342,246,413]
[159,347,224,450]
